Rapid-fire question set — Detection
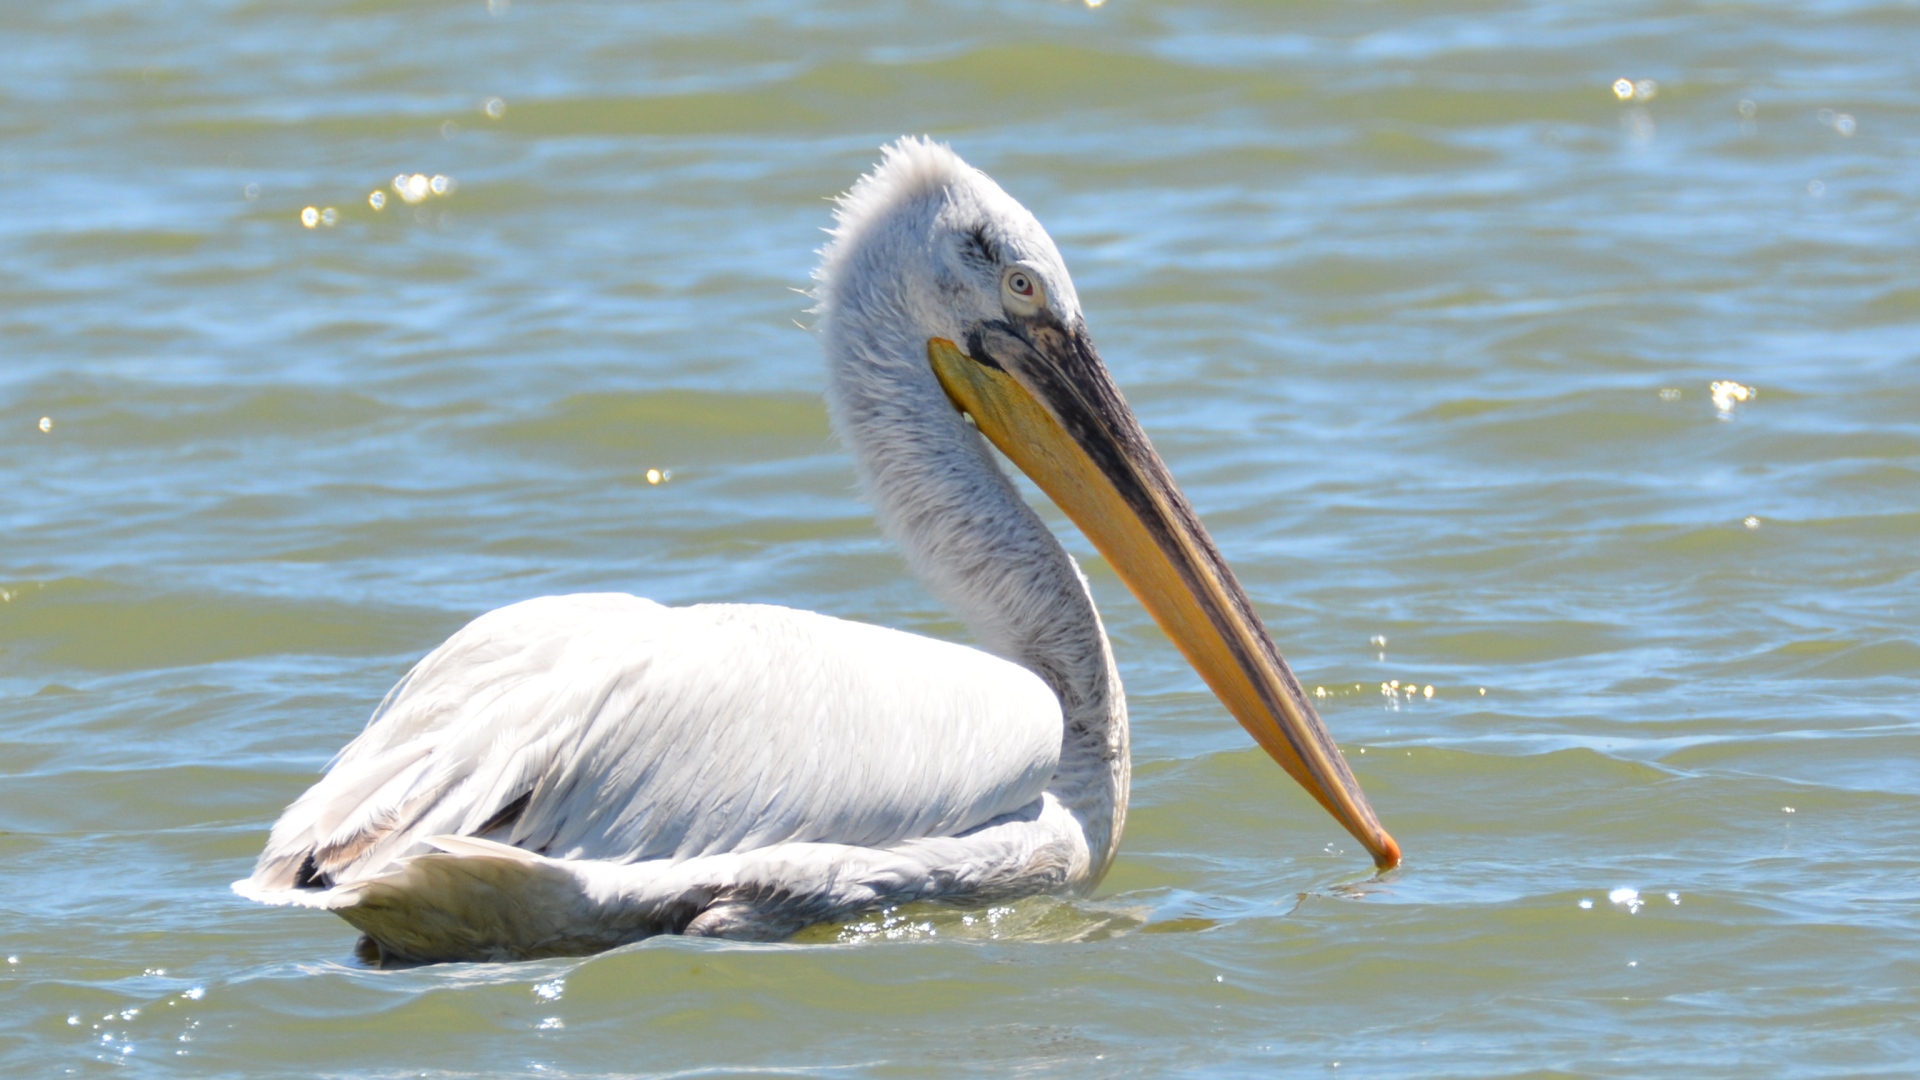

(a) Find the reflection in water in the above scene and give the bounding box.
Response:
[799,897,1150,945]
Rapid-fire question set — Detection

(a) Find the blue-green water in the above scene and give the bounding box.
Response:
[4,1,1918,1075]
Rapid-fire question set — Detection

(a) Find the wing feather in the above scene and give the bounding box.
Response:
[247,594,1063,892]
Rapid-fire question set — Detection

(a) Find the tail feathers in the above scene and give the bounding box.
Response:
[236,836,698,963]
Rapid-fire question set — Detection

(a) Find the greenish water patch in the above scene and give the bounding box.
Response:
[1,579,451,672]
[482,390,828,466]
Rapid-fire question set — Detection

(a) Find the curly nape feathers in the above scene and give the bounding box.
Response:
[815,137,978,291]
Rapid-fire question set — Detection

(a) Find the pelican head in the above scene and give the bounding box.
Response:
[816,138,1399,870]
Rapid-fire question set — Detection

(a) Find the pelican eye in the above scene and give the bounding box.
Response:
[1000,265,1046,315]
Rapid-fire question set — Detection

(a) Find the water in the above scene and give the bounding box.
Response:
[4,0,1918,1074]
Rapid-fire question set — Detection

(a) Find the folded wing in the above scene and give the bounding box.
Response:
[243,594,1064,895]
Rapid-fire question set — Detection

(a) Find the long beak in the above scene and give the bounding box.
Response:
[930,326,1400,870]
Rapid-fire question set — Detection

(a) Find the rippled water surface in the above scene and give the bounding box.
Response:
[4,1,1919,1075]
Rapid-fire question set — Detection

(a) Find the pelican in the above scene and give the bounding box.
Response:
[235,138,1399,963]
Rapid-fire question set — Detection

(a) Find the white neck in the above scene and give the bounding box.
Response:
[817,292,1129,876]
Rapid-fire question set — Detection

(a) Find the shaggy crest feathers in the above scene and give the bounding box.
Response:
[812,137,974,302]
[811,136,1081,323]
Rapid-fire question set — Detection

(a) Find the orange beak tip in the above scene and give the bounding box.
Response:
[1374,833,1403,871]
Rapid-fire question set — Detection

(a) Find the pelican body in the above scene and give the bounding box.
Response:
[236,139,1398,962]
